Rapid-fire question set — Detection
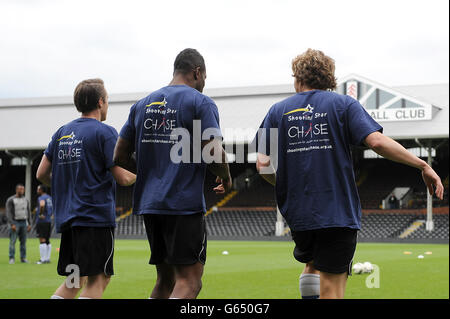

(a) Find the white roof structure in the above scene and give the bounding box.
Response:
[337,74,448,141]
[0,74,448,150]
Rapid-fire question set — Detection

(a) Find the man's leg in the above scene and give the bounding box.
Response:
[45,239,52,262]
[299,261,320,299]
[170,262,204,299]
[52,276,87,299]
[18,223,27,261]
[76,227,114,299]
[9,226,18,261]
[38,237,47,263]
[43,223,52,262]
[79,274,111,299]
[313,227,357,299]
[319,271,348,299]
[292,230,319,299]
[150,262,176,299]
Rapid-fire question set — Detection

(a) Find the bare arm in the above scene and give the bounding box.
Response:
[39,200,46,219]
[36,154,52,187]
[256,153,276,186]
[113,137,137,174]
[202,139,232,194]
[110,165,136,187]
[364,131,444,200]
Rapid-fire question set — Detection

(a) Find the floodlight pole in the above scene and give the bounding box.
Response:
[275,206,284,236]
[415,139,434,232]
[25,157,32,206]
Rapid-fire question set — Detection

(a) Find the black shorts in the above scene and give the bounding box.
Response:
[292,227,357,275]
[36,222,52,239]
[143,213,207,265]
[57,226,115,277]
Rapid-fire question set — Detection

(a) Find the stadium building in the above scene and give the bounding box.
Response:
[0,74,448,243]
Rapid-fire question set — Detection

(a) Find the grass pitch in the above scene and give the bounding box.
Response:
[0,238,448,299]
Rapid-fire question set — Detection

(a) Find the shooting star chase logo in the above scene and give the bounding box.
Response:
[284,104,314,116]
[56,131,82,162]
[286,103,329,140]
[284,104,318,122]
[146,97,168,109]
[143,96,177,132]
[57,132,75,141]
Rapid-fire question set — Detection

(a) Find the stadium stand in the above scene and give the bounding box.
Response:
[0,153,448,243]
[405,214,449,240]
[202,208,449,242]
[0,204,447,243]
[205,208,277,237]
[115,214,146,237]
[222,175,276,208]
[116,184,134,216]
[358,213,419,239]
[357,159,425,209]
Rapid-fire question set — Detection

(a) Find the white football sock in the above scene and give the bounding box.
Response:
[39,244,46,262]
[299,273,320,299]
[46,243,52,261]
[50,295,64,299]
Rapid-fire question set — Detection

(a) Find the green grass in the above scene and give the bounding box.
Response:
[0,238,448,299]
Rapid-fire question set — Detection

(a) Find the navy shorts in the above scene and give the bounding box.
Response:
[143,212,207,265]
[36,222,52,240]
[57,226,115,277]
[291,227,357,275]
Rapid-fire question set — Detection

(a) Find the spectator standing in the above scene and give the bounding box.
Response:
[6,183,32,264]
[388,194,398,209]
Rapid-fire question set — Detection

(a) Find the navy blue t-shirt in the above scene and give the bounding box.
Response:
[44,118,118,232]
[257,90,383,231]
[36,194,53,224]
[120,85,221,216]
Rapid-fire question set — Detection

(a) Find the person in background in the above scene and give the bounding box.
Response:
[388,194,398,209]
[6,183,31,264]
[35,184,53,264]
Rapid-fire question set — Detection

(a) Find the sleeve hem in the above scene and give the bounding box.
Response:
[357,126,383,146]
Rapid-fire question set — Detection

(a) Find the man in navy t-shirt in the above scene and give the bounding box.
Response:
[256,49,444,299]
[114,48,232,299]
[36,78,136,299]
[35,184,53,264]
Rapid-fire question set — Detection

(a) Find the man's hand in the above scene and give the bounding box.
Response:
[213,175,232,194]
[422,165,444,200]
[39,214,45,220]
[11,224,16,232]
[256,153,276,186]
[27,225,31,232]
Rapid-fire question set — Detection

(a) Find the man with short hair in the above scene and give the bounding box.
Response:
[6,183,32,264]
[256,48,444,299]
[35,184,53,264]
[114,48,232,299]
[36,78,136,299]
